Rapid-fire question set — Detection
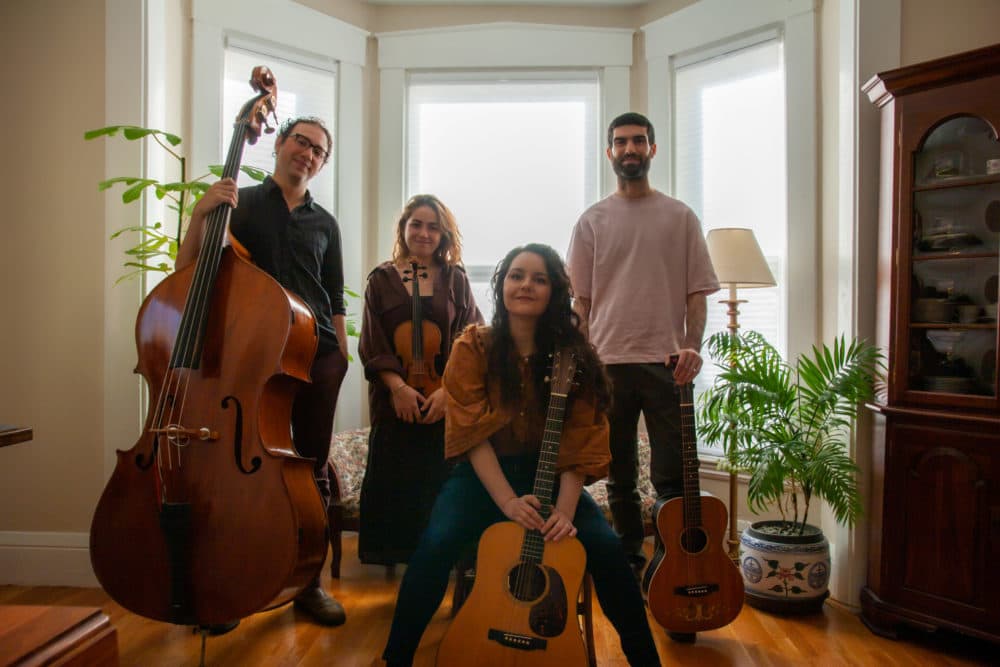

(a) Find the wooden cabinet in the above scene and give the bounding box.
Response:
[863,44,1000,643]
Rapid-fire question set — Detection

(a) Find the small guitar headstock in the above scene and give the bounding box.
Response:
[668,353,694,402]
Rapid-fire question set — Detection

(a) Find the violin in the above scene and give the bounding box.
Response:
[393,260,443,396]
[89,67,327,627]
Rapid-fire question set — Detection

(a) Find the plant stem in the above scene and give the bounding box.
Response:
[176,155,186,249]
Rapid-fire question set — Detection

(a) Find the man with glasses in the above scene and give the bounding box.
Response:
[177,116,349,628]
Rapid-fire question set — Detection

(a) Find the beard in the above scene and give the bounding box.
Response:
[612,153,651,180]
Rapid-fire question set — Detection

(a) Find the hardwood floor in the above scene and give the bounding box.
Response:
[1,534,994,666]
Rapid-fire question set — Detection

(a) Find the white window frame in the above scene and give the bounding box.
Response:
[643,0,820,362]
[190,0,368,431]
[375,22,633,264]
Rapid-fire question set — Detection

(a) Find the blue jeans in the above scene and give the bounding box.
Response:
[382,455,660,666]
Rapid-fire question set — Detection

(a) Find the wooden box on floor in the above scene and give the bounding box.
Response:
[0,605,119,666]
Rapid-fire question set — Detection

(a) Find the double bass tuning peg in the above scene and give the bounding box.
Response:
[262,107,279,135]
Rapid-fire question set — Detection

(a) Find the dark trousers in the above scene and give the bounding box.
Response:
[358,419,449,565]
[606,363,682,562]
[291,348,348,512]
[382,456,661,666]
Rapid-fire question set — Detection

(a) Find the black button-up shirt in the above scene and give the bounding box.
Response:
[230,177,345,353]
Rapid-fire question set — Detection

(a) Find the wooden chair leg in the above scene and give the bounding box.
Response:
[577,574,597,667]
[450,560,475,617]
[327,503,342,579]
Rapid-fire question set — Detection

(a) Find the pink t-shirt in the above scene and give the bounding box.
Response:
[567,191,719,365]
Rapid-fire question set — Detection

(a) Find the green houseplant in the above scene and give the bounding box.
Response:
[85,124,268,284]
[697,329,883,612]
[86,125,359,340]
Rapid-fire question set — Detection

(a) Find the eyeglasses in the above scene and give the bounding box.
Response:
[289,132,330,161]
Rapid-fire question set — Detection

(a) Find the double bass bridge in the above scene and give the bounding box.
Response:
[149,425,220,447]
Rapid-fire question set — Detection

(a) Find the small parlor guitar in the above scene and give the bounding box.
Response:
[437,350,588,666]
[643,362,744,634]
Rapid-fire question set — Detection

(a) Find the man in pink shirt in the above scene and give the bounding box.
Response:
[567,113,719,633]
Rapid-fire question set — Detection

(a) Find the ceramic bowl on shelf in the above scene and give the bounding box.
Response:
[923,375,976,394]
[918,232,982,252]
[913,298,955,323]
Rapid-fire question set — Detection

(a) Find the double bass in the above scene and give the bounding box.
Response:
[90,67,327,627]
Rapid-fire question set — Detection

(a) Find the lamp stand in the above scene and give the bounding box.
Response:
[721,284,745,565]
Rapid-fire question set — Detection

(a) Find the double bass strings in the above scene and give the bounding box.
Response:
[148,120,248,492]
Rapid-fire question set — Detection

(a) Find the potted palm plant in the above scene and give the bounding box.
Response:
[698,329,883,613]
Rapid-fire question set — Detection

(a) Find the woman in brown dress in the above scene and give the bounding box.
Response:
[358,194,483,565]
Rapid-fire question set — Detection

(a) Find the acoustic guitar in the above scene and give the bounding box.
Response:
[643,363,744,634]
[437,349,588,666]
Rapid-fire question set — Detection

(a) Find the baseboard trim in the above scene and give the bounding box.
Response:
[0,531,98,587]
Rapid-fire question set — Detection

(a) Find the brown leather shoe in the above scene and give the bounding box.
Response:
[294,585,346,626]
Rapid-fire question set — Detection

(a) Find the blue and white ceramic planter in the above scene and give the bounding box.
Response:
[739,521,830,614]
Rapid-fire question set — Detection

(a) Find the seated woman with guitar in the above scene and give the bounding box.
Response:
[358,195,483,565]
[381,244,660,666]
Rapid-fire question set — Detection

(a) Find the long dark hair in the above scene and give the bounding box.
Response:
[487,243,610,412]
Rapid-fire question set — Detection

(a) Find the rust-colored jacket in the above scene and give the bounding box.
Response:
[444,326,610,484]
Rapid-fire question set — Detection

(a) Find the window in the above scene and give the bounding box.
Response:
[405,73,601,320]
[223,45,337,209]
[644,0,820,383]
[673,37,786,407]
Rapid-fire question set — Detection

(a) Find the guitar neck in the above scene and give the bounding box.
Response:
[520,350,575,565]
[678,382,702,530]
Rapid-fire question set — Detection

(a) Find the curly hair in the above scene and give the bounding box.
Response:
[278,116,332,165]
[391,194,464,267]
[487,243,610,412]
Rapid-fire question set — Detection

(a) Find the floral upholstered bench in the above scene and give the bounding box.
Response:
[326,427,369,578]
[325,428,656,577]
[586,431,657,536]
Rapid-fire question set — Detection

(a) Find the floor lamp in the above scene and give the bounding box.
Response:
[705,228,776,563]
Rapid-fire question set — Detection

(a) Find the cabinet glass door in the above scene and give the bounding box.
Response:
[909,116,1000,398]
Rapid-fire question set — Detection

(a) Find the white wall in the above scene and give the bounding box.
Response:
[0,0,111,584]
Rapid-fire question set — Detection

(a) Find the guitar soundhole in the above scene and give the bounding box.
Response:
[680,527,708,554]
[506,563,546,602]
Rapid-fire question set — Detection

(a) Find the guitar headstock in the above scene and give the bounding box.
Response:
[668,353,694,402]
[548,348,578,397]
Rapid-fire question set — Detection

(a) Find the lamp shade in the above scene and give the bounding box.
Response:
[706,227,776,288]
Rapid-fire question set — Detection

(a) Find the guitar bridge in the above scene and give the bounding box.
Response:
[674,583,719,597]
[487,629,547,651]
